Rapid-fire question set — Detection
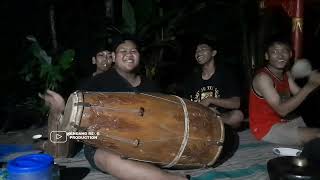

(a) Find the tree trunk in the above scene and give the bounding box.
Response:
[49,4,58,54]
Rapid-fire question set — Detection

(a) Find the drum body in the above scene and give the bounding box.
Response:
[62,91,224,169]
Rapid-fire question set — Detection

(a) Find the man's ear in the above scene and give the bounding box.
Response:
[289,50,293,58]
[212,50,217,57]
[92,57,96,64]
[265,52,269,61]
[112,52,116,62]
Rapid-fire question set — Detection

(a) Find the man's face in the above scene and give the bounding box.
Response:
[113,40,140,73]
[195,44,216,65]
[266,43,292,70]
[93,50,112,71]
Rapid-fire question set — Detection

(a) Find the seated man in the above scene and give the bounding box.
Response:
[76,48,113,94]
[40,35,188,180]
[91,49,113,77]
[249,38,320,146]
[182,39,244,129]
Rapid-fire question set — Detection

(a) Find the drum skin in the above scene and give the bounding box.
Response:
[63,91,225,169]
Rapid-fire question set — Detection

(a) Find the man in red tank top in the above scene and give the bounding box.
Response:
[249,39,320,145]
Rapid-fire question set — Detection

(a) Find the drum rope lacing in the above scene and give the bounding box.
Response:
[140,93,181,104]
[164,95,190,168]
[140,93,190,167]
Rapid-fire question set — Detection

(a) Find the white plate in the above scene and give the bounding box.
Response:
[32,134,43,140]
[273,147,302,157]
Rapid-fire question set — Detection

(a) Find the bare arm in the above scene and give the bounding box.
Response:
[199,96,240,109]
[38,90,66,156]
[39,89,65,122]
[287,71,301,95]
[253,73,319,117]
[39,90,65,111]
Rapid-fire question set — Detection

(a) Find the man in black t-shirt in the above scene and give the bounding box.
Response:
[183,39,244,128]
[77,49,113,89]
[91,50,113,77]
[40,36,188,180]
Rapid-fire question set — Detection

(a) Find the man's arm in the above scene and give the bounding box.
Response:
[199,96,240,109]
[38,90,65,135]
[253,72,319,117]
[39,90,66,157]
[39,90,65,115]
[287,71,301,95]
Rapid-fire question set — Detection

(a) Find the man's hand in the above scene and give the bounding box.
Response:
[307,71,320,89]
[209,107,221,115]
[199,98,212,107]
[39,90,65,114]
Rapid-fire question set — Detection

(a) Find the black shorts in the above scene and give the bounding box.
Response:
[83,145,103,172]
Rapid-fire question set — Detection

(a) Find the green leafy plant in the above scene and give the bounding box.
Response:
[104,0,171,79]
[20,35,75,91]
[18,35,75,124]
[102,0,208,79]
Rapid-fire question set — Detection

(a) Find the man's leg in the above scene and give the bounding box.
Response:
[93,148,188,180]
[262,116,320,145]
[221,110,244,129]
[298,128,320,145]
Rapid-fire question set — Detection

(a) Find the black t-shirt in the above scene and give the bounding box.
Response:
[78,68,160,93]
[79,69,159,159]
[182,65,240,112]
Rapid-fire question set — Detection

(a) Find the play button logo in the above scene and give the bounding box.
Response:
[56,134,62,139]
[50,131,67,143]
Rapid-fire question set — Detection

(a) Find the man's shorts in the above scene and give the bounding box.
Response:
[83,145,103,171]
[262,116,306,145]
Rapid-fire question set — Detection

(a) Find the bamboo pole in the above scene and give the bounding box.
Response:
[292,0,304,60]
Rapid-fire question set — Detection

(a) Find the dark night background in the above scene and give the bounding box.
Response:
[0,0,320,131]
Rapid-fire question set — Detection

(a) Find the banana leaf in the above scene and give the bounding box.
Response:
[121,0,136,34]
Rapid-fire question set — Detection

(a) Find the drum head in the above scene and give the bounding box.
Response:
[60,91,84,132]
[45,91,83,158]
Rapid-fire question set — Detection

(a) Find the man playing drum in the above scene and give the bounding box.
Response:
[249,38,320,145]
[40,35,189,180]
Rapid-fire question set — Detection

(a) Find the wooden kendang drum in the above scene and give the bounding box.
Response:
[62,91,224,169]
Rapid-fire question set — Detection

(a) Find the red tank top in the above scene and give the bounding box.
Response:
[249,67,290,140]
